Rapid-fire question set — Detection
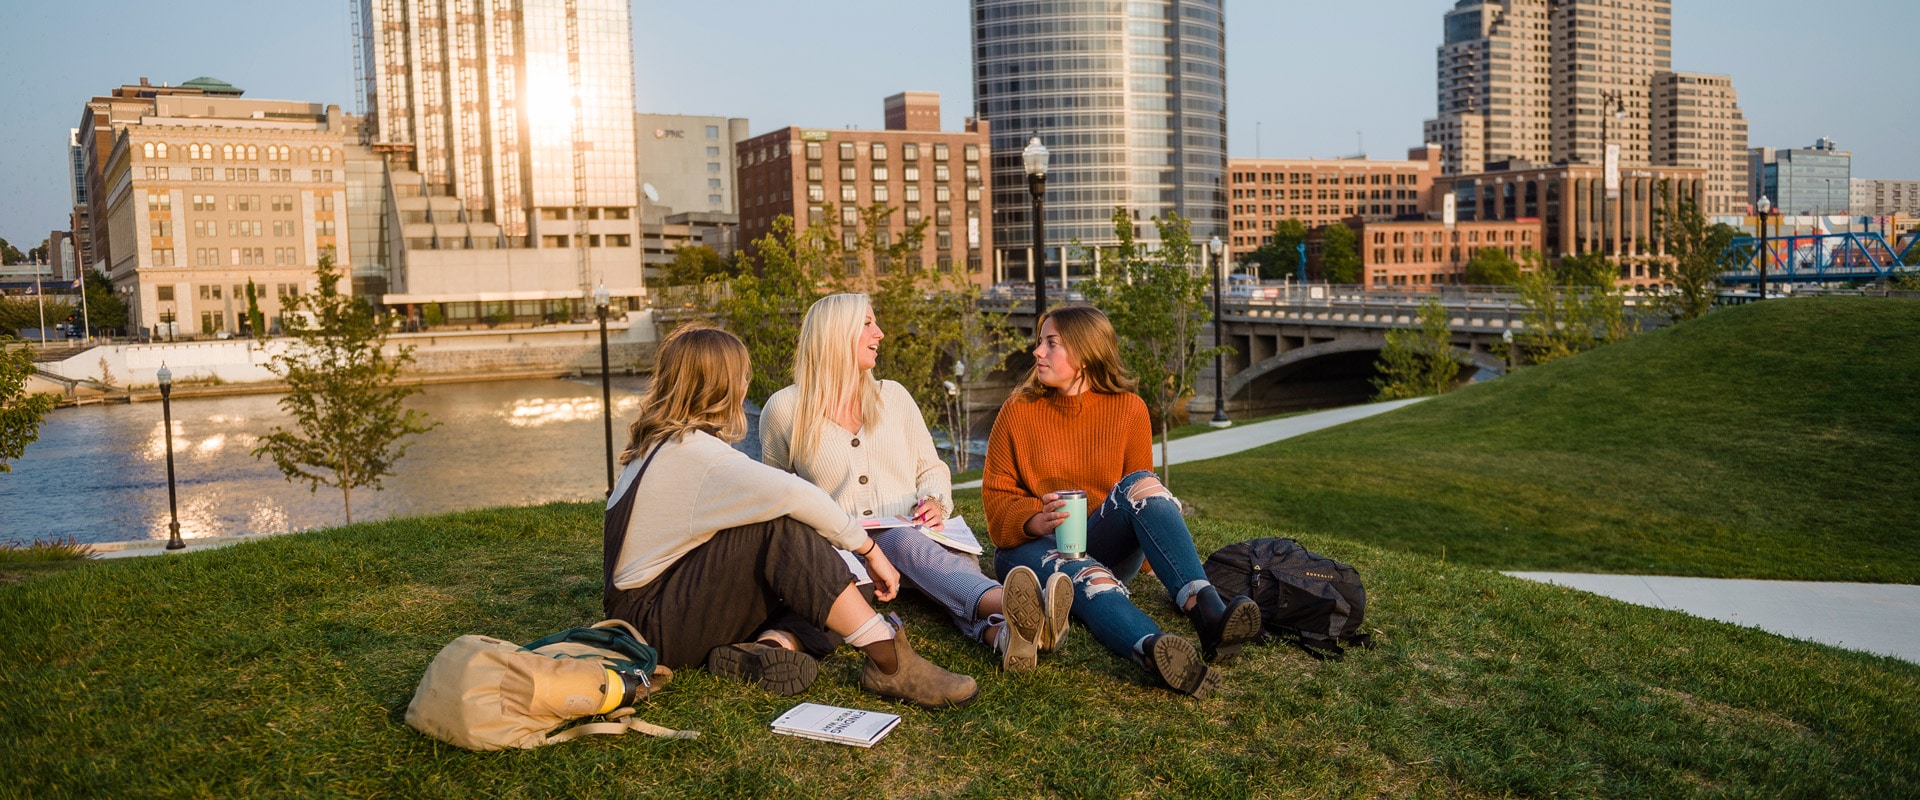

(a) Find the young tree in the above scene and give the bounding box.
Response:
[1658,188,1739,322]
[1554,250,1618,289]
[660,243,734,287]
[1240,219,1308,279]
[83,271,127,334]
[706,211,846,403]
[1463,247,1522,286]
[1,337,57,473]
[1319,223,1362,285]
[1511,252,1636,365]
[1082,208,1229,488]
[1372,297,1463,400]
[252,251,435,524]
[244,279,266,338]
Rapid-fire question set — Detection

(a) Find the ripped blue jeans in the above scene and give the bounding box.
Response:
[993,470,1213,662]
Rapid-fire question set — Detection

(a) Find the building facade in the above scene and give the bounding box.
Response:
[360,0,642,315]
[1852,178,1920,217]
[1439,162,1708,287]
[971,0,1227,273]
[636,113,748,221]
[735,94,993,287]
[1226,147,1441,256]
[1651,72,1748,216]
[1753,139,1851,216]
[1548,0,1671,169]
[75,78,241,278]
[1424,0,1552,177]
[92,89,354,337]
[1349,218,1542,289]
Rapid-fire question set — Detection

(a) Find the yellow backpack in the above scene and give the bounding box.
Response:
[405,619,697,750]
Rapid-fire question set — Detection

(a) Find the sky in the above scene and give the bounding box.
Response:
[5,0,1918,250]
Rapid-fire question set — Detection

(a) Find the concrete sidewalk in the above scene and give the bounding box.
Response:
[953,397,1426,490]
[1506,572,1920,664]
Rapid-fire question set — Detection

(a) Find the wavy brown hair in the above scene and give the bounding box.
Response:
[618,325,751,465]
[1014,305,1138,400]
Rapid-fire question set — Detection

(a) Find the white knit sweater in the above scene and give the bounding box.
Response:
[759,379,954,522]
[606,430,865,591]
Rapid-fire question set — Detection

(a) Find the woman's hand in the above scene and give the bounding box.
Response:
[911,497,945,532]
[1023,492,1068,538]
[862,544,901,602]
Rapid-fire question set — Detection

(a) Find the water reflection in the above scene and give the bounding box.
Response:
[1,376,652,546]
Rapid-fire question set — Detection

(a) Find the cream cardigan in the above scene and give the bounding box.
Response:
[759,379,954,522]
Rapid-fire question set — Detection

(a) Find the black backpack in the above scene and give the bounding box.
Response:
[1203,538,1374,661]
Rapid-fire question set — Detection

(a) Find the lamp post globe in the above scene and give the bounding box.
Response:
[593,283,614,495]
[1208,235,1231,427]
[1023,136,1050,315]
[1757,196,1772,300]
[157,365,184,550]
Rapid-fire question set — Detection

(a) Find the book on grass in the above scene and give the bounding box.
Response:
[771,702,902,748]
[857,514,984,556]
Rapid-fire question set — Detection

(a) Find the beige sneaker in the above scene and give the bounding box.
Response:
[999,566,1043,672]
[1036,571,1074,653]
[859,625,979,709]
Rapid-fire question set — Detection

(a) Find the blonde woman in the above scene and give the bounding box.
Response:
[603,324,977,708]
[982,306,1262,698]
[761,294,1071,672]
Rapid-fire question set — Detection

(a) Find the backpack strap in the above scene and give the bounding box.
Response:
[603,444,666,614]
[542,715,699,744]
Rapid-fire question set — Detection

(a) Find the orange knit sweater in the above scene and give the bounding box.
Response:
[982,390,1154,550]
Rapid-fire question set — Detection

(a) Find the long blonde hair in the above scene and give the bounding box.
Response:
[790,293,884,468]
[1014,304,1139,400]
[618,325,750,465]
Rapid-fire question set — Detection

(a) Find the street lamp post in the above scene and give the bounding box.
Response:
[1757,196,1772,300]
[1208,236,1231,427]
[157,365,183,550]
[594,282,614,495]
[1023,137,1050,315]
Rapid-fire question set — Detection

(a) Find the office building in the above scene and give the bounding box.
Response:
[1424,0,1552,177]
[1651,72,1748,216]
[359,0,642,318]
[1849,178,1920,217]
[971,0,1227,273]
[1437,162,1708,286]
[1752,139,1851,216]
[76,78,241,278]
[735,93,993,287]
[67,129,93,273]
[1343,218,1542,289]
[1548,0,1671,169]
[84,81,354,336]
[637,113,749,221]
[1227,147,1442,255]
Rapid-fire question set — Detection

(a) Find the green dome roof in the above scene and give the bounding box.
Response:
[180,76,243,95]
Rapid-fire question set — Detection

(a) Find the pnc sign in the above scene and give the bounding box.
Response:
[653,129,685,139]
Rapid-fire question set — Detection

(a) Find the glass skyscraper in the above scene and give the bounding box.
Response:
[972,0,1227,273]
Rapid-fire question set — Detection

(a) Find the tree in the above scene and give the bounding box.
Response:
[1511,252,1636,365]
[1554,250,1618,289]
[1372,297,1463,400]
[1083,208,1230,488]
[660,244,735,287]
[28,239,50,264]
[1319,223,1362,285]
[1659,187,1739,322]
[83,271,127,334]
[0,238,22,267]
[1240,219,1307,279]
[1,337,57,473]
[252,251,435,524]
[245,279,266,338]
[705,210,846,403]
[1463,247,1521,286]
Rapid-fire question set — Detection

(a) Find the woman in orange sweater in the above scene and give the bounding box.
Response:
[983,305,1262,698]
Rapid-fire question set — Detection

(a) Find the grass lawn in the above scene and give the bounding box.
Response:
[1175,298,1920,583]
[2,499,1916,798]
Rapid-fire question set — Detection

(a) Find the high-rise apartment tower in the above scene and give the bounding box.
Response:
[1650,72,1747,216]
[1548,0,1672,169]
[358,0,642,313]
[971,0,1227,274]
[1424,0,1552,176]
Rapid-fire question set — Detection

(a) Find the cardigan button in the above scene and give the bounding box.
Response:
[863,509,873,516]
[851,438,861,447]
[858,475,869,485]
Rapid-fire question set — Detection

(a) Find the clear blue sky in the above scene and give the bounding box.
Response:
[5,0,1917,249]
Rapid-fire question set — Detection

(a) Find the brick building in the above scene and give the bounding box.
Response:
[1227,146,1441,258]
[735,93,992,286]
[1342,219,1542,289]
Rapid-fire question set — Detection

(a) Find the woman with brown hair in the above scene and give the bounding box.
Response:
[603,324,977,708]
[982,306,1262,698]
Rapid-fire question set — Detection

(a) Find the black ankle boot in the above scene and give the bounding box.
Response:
[1185,585,1263,663]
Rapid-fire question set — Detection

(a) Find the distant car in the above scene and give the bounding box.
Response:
[65,326,82,339]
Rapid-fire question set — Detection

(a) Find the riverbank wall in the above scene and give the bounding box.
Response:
[26,311,661,398]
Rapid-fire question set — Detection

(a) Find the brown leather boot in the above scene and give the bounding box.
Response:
[1143,633,1221,699]
[859,625,979,709]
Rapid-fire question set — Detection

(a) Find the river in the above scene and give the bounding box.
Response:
[1,377,661,547]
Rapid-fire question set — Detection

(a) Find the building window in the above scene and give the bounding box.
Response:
[934,164,950,182]
[872,184,889,203]
[904,206,922,224]
[840,164,857,182]
[935,185,951,203]
[904,165,920,182]
[706,162,720,173]
[936,230,952,250]
[904,184,920,203]
[841,185,857,203]
[706,125,720,139]
[872,165,888,181]
[964,144,980,162]
[933,143,949,161]
[707,147,720,158]
[839,142,856,161]
[936,207,952,225]
[807,164,824,181]
[902,143,919,161]
[806,142,822,160]
[808,205,826,224]
[965,185,980,203]
[708,178,723,189]
[157,285,174,302]
[808,184,825,202]
[841,207,858,227]
[870,142,887,161]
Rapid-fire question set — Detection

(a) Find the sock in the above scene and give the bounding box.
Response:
[1132,634,1155,666]
[1175,580,1212,611]
[754,630,799,651]
[845,613,900,674]
[983,614,1007,652]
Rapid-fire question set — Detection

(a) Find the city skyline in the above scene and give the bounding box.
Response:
[4,0,1917,248]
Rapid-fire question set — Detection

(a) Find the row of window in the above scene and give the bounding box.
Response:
[1372,246,1520,265]
[144,166,338,183]
[1229,204,1418,225]
[155,282,303,303]
[745,140,981,166]
[142,142,334,163]
[798,183,984,205]
[176,194,334,213]
[803,163,982,184]
[1374,228,1530,246]
[1234,188,1419,204]
[1233,171,1423,186]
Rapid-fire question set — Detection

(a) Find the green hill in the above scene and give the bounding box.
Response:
[1180,297,1920,582]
